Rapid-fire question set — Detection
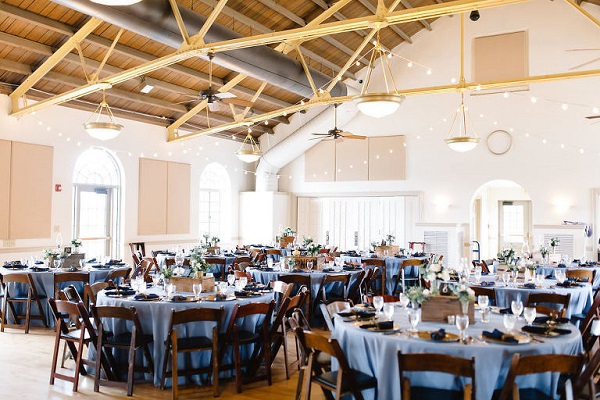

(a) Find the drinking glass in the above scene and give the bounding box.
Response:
[152,273,160,287]
[511,300,524,317]
[307,261,313,272]
[524,306,536,326]
[137,276,146,294]
[267,258,274,268]
[399,293,410,310]
[455,315,469,341]
[511,269,518,284]
[407,309,420,333]
[501,273,510,286]
[383,303,395,321]
[503,314,517,331]
[240,277,248,288]
[235,280,244,291]
[193,283,202,300]
[474,266,482,284]
[373,296,384,314]
[478,295,489,309]
[53,259,61,270]
[165,283,175,299]
[227,273,236,286]
[218,281,228,295]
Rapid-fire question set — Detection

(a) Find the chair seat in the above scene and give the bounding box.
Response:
[64,329,90,341]
[316,352,331,365]
[492,388,553,400]
[238,330,261,342]
[103,332,153,347]
[411,386,465,400]
[175,335,213,351]
[9,295,47,301]
[313,369,377,392]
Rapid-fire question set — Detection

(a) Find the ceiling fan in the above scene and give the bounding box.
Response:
[310,104,366,142]
[176,52,253,111]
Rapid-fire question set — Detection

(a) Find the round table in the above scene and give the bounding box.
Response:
[536,265,600,288]
[332,308,582,399]
[95,287,274,386]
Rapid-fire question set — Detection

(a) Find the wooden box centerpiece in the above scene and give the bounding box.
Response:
[421,295,474,323]
[169,274,215,293]
[374,245,400,257]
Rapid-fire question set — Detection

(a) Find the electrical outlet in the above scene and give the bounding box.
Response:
[3,239,15,247]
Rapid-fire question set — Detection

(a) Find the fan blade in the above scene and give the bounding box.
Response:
[585,115,600,119]
[309,136,324,140]
[311,133,331,136]
[208,102,221,112]
[215,92,237,99]
[222,98,254,107]
[339,131,366,140]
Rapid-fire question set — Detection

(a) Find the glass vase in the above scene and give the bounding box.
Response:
[460,300,469,315]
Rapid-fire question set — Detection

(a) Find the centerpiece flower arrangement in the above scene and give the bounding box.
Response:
[549,237,560,253]
[406,286,431,307]
[188,246,210,278]
[305,242,322,256]
[383,234,395,245]
[199,234,211,251]
[71,238,82,253]
[210,236,220,247]
[419,262,451,294]
[540,245,549,261]
[498,247,516,265]
[303,236,314,247]
[452,284,475,314]
[282,227,296,237]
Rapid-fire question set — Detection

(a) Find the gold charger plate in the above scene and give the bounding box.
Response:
[203,295,236,301]
[483,332,531,345]
[416,331,460,343]
[357,322,401,333]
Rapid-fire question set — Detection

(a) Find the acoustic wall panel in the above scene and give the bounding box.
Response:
[9,141,53,239]
[335,139,368,181]
[167,161,191,234]
[0,140,11,239]
[304,140,335,182]
[138,158,168,235]
[368,136,406,180]
[473,31,528,82]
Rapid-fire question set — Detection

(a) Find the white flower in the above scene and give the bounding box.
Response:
[426,272,436,282]
[423,289,430,296]
[441,270,451,282]
[173,266,185,276]
[430,263,442,272]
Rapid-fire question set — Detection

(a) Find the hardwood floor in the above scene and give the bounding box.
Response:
[0,327,327,400]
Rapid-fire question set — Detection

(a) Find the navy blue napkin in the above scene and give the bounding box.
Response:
[134,293,159,300]
[480,281,495,287]
[482,329,518,343]
[430,329,447,341]
[523,283,536,289]
[522,325,571,336]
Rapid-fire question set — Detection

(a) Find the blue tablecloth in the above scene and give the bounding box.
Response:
[332,309,582,399]
[536,265,600,288]
[340,256,426,294]
[1,265,129,326]
[96,287,274,386]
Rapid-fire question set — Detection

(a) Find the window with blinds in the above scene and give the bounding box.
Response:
[424,231,449,262]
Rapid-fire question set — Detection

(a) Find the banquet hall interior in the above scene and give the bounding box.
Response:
[1,0,600,399]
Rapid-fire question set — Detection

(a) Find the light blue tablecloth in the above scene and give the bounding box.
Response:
[332,309,582,399]
[340,256,426,294]
[536,265,600,288]
[96,287,274,386]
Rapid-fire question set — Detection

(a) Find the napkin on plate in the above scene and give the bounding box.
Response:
[533,316,570,325]
[522,325,571,336]
[482,329,519,343]
[170,295,188,302]
[480,281,495,287]
[376,321,393,330]
[430,329,447,341]
[522,283,536,289]
[134,293,159,300]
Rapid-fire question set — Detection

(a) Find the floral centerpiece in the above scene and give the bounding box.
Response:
[71,239,82,253]
[189,246,210,278]
[383,234,395,245]
[282,227,296,237]
[303,236,314,247]
[540,245,549,261]
[44,248,60,260]
[210,236,220,247]
[419,262,451,294]
[305,242,322,256]
[452,284,475,314]
[549,237,560,253]
[498,247,516,265]
[406,286,431,307]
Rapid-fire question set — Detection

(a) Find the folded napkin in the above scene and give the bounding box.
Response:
[482,329,519,343]
[170,295,188,302]
[394,255,407,259]
[430,329,447,341]
[86,258,97,263]
[557,281,581,288]
[337,311,354,318]
[558,263,567,268]
[545,275,556,279]
[107,259,122,265]
[498,308,513,314]
[260,267,274,272]
[355,310,376,319]
[376,321,393,330]
[480,281,495,287]
[523,283,536,289]
[359,323,377,330]
[522,325,571,336]
[134,293,159,300]
[482,271,490,276]
[234,291,249,297]
[533,316,570,325]
[34,261,44,265]
[322,268,336,273]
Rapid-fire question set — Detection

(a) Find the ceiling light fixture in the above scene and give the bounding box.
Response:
[353,31,404,118]
[84,90,123,141]
[140,77,154,93]
[236,133,262,163]
[90,0,142,5]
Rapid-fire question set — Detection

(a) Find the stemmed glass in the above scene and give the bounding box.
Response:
[474,266,482,284]
[399,293,410,310]
[193,283,203,300]
[503,314,517,332]
[383,303,395,321]
[511,269,519,285]
[165,283,175,299]
[524,306,536,326]
[373,296,384,316]
[227,273,236,286]
[306,261,314,272]
[174,253,185,268]
[455,315,469,341]
[501,273,510,286]
[152,273,161,288]
[478,295,490,323]
[511,299,524,318]
[407,308,420,333]
[53,259,61,270]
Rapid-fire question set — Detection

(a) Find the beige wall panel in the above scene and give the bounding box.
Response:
[368,136,406,181]
[138,158,167,235]
[167,162,191,234]
[0,140,11,239]
[335,140,368,182]
[9,142,53,239]
[304,141,335,182]
[473,31,528,82]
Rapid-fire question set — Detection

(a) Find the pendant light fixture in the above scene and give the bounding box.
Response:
[353,30,404,118]
[236,132,262,163]
[445,13,479,152]
[84,90,123,141]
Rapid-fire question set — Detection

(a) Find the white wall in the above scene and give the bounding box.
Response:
[274,0,600,262]
[0,94,252,263]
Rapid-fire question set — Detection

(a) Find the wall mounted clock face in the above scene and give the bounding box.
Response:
[486,130,512,155]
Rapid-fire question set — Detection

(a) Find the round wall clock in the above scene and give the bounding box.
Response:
[486,130,512,155]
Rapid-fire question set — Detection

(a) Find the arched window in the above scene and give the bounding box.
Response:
[199,162,231,243]
[73,148,122,258]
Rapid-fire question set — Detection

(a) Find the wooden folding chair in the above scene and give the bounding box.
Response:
[526,292,571,318]
[104,267,132,284]
[566,269,595,284]
[471,286,497,306]
[0,273,48,333]
[362,259,386,296]
[204,257,227,281]
[53,271,90,299]
[392,258,428,295]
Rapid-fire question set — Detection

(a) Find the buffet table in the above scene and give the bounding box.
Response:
[333,308,582,399]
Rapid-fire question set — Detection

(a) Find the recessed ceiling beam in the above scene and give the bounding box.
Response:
[400,0,433,30]
[356,0,413,43]
[563,0,600,29]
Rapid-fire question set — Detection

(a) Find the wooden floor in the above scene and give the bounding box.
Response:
[0,326,327,400]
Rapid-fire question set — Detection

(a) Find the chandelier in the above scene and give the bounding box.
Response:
[236,133,262,163]
[445,92,479,152]
[83,91,123,141]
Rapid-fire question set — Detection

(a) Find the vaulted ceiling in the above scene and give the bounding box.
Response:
[0,0,596,143]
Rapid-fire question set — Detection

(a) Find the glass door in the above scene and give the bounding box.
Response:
[498,200,532,253]
[73,185,117,259]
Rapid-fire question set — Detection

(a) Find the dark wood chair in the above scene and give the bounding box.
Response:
[398,351,475,399]
[566,269,595,284]
[577,289,600,352]
[0,273,48,333]
[347,269,365,305]
[270,280,293,315]
[472,260,490,274]
[320,300,352,332]
[83,282,110,309]
[53,271,90,299]
[160,307,224,399]
[279,274,313,322]
[91,305,154,396]
[131,257,157,283]
[48,299,113,392]
[471,286,497,306]
[576,345,600,399]
[128,242,146,257]
[526,292,571,318]
[314,274,351,319]
[392,258,428,295]
[266,249,282,261]
[495,353,584,400]
[362,259,386,296]
[232,256,251,272]
[221,301,275,393]
[299,329,377,400]
[104,267,131,284]
[204,257,227,281]
[234,270,253,282]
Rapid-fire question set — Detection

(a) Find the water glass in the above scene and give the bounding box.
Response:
[165,283,175,299]
[53,259,61,270]
[455,315,469,341]
[481,307,490,323]
[477,295,489,310]
[407,308,420,333]
[399,293,410,310]
[501,273,510,286]
[306,261,314,272]
[192,283,202,300]
[239,277,248,288]
[218,281,228,295]
[524,306,536,326]
[503,314,517,331]
[152,274,160,287]
[267,258,274,268]
[511,269,518,284]
[227,273,236,286]
[511,300,524,317]
[474,266,482,284]
[175,254,185,267]
[373,296,384,314]
[383,303,395,321]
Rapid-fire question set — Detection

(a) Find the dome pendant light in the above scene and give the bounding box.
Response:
[236,132,262,163]
[84,90,123,141]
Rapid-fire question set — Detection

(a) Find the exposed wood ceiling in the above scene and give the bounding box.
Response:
[0,0,597,143]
